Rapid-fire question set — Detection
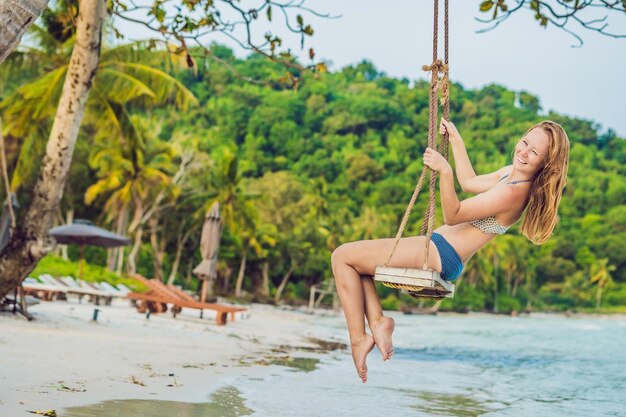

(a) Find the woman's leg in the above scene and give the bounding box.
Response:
[331,235,441,382]
[362,275,395,360]
[330,256,373,383]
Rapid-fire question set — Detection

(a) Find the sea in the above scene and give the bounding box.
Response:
[64,313,626,417]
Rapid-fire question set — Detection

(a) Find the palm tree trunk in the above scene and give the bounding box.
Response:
[221,264,233,293]
[149,216,162,281]
[525,271,533,311]
[511,273,522,297]
[235,247,248,297]
[126,197,144,275]
[108,206,128,271]
[274,263,296,304]
[260,261,270,296]
[185,258,192,289]
[0,0,50,64]
[167,246,182,285]
[0,0,107,300]
[167,227,192,285]
[506,268,514,296]
[115,246,125,276]
[126,227,142,275]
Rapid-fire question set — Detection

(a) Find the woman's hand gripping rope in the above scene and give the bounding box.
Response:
[423,147,452,176]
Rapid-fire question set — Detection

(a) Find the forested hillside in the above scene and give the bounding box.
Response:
[3,42,625,313]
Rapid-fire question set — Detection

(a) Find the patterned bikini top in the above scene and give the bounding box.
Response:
[469,173,526,235]
[470,216,510,235]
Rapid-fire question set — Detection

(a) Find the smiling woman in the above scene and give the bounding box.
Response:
[330,117,570,383]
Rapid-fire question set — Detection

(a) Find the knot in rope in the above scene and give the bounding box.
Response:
[421,59,447,75]
[422,59,449,100]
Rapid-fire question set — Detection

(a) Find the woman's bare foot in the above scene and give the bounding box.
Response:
[370,316,395,360]
[350,333,375,383]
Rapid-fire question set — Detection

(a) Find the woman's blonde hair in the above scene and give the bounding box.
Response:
[519,121,570,244]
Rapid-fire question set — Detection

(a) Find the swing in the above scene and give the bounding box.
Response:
[373,0,455,301]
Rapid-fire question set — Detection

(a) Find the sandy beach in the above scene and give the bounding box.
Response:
[0,299,347,416]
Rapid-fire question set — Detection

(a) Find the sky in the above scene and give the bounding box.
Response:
[116,0,626,137]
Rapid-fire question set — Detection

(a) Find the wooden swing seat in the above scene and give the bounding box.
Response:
[374,266,455,300]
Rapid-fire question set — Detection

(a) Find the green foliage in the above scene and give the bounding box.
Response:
[603,283,626,307]
[381,293,400,311]
[445,284,487,312]
[5,39,626,311]
[30,255,143,291]
[497,295,522,314]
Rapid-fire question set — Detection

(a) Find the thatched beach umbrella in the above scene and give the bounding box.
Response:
[49,219,130,279]
[193,201,222,303]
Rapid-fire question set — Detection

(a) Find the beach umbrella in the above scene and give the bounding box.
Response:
[49,219,131,279]
[193,201,222,303]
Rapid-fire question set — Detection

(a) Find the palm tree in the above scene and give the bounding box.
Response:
[589,258,616,310]
[84,121,177,274]
[1,21,196,280]
[205,149,258,233]
[196,148,263,293]
[1,40,197,192]
[352,206,395,241]
[234,219,277,297]
[475,239,507,312]
[0,0,106,299]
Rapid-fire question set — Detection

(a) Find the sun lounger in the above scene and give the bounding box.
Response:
[22,277,67,301]
[126,274,246,325]
[114,283,132,296]
[97,281,129,298]
[36,275,70,300]
[57,276,110,305]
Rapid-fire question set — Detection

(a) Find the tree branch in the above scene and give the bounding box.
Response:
[476,0,626,46]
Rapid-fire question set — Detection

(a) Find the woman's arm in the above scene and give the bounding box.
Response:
[424,147,517,225]
[441,119,510,194]
[439,171,517,225]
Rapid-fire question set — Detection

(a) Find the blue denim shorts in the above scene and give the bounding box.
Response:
[430,232,464,282]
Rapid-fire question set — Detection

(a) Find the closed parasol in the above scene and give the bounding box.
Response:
[193,201,222,303]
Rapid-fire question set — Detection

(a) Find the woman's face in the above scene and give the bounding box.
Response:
[513,127,550,175]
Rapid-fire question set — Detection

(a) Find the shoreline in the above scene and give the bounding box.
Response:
[0,300,347,416]
[1,299,622,416]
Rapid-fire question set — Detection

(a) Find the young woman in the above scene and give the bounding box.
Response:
[331,118,570,383]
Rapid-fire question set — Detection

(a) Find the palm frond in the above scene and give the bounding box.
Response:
[9,123,49,190]
[96,67,157,103]
[1,66,67,136]
[106,61,198,109]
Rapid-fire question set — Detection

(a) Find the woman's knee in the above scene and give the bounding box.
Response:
[331,243,351,267]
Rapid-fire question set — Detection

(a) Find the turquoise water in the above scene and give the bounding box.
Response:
[236,314,626,417]
[63,314,626,417]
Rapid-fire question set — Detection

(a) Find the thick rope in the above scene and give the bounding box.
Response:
[383,0,449,270]
[442,0,450,160]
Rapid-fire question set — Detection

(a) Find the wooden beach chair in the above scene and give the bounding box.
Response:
[126,274,246,325]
